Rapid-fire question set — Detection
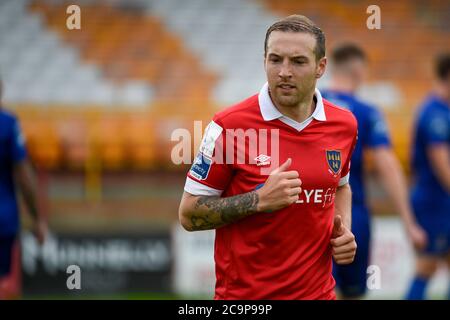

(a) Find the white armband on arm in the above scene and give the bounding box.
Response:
[338,172,350,187]
[184,177,223,196]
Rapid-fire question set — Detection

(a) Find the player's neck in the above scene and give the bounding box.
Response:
[273,92,316,124]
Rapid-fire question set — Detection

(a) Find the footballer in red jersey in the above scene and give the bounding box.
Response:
[179,15,358,300]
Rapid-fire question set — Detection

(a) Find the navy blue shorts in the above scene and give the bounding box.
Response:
[412,200,450,256]
[0,235,16,277]
[333,206,371,298]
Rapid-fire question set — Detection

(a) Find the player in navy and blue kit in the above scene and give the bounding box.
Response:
[322,44,427,299]
[405,54,450,300]
[0,79,47,299]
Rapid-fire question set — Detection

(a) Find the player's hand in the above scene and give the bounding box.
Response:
[33,218,48,245]
[406,222,427,251]
[330,215,357,265]
[256,158,302,212]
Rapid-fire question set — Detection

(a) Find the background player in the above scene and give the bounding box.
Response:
[405,53,450,300]
[322,43,427,299]
[0,79,47,299]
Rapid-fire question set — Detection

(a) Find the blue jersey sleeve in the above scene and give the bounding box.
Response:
[366,107,391,148]
[10,118,27,163]
[422,111,449,145]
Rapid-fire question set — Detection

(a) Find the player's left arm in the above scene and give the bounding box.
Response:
[330,118,358,265]
[334,183,352,229]
[331,183,357,265]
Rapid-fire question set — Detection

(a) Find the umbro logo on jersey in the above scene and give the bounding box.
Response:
[254,154,271,166]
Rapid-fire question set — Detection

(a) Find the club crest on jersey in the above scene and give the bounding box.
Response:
[326,150,342,176]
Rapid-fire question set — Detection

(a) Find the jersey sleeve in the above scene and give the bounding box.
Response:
[10,118,27,163]
[339,126,358,186]
[422,111,449,145]
[366,107,391,148]
[184,119,233,196]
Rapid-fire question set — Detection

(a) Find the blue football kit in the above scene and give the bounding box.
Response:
[410,95,450,256]
[322,90,391,297]
[0,109,27,276]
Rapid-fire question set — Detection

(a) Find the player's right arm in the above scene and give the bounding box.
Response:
[366,106,427,249]
[372,147,427,250]
[427,144,450,193]
[14,159,47,244]
[179,158,302,231]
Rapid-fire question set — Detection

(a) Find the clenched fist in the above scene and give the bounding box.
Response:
[256,158,302,212]
[330,215,357,265]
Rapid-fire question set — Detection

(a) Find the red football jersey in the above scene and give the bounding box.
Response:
[184,83,358,300]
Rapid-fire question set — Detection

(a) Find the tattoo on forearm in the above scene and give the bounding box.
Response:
[190,191,259,230]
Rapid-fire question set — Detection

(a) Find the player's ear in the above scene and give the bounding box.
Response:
[315,56,327,79]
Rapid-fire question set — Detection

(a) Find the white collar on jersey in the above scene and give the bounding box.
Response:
[258,82,327,131]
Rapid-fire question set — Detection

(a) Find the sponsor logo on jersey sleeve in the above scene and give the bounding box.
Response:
[189,152,212,181]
